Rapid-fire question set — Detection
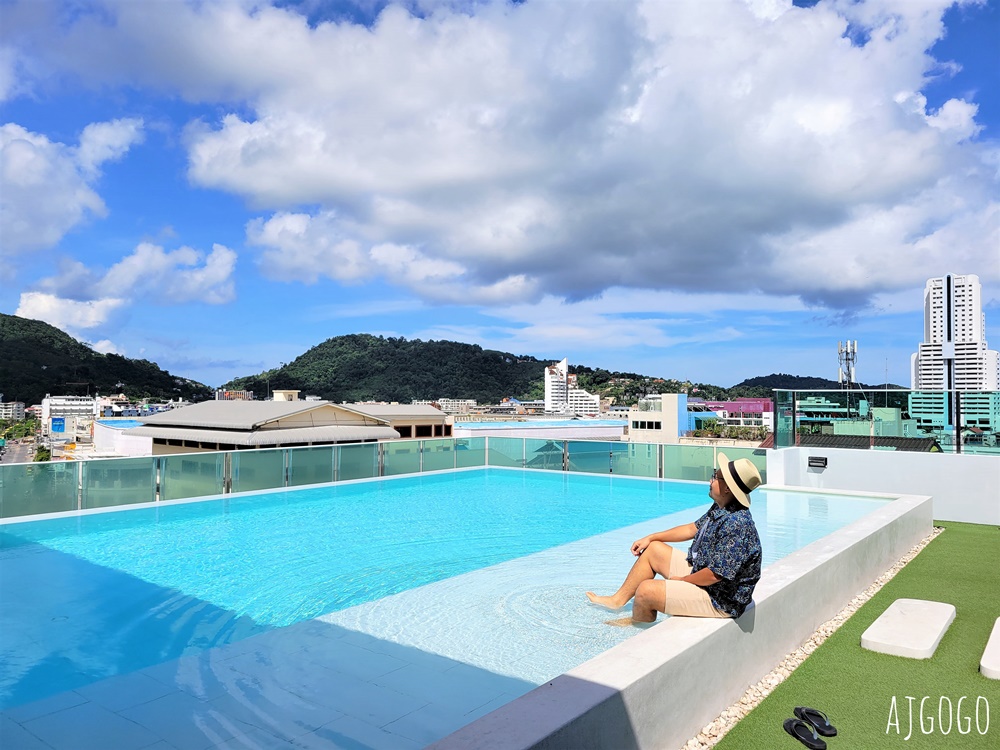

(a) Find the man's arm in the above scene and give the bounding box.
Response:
[670,567,722,586]
[631,522,698,555]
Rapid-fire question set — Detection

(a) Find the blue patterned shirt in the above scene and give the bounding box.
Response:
[686,501,761,618]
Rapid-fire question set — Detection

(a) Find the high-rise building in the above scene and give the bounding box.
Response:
[911,274,999,391]
[543,358,600,414]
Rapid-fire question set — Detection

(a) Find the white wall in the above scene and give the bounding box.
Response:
[767,447,999,525]
[93,423,153,457]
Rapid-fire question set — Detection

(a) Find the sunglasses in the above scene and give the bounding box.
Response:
[711,469,726,484]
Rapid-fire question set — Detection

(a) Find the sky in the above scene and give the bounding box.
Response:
[1,0,998,392]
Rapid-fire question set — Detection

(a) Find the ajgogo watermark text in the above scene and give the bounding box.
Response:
[886,696,990,740]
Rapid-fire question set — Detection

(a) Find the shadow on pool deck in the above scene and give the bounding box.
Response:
[0,532,272,710]
[0,536,538,750]
[3,615,538,750]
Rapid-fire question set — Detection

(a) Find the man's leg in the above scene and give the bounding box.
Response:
[586,541,677,610]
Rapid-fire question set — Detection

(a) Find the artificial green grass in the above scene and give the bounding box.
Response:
[715,522,1000,750]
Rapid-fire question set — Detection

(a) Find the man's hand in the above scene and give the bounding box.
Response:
[631,536,652,556]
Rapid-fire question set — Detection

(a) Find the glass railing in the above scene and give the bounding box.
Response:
[772,389,1000,456]
[0,436,766,520]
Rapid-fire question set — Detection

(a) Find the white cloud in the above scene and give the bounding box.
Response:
[17,242,238,335]
[5,0,997,311]
[89,339,122,355]
[16,292,128,331]
[76,118,145,176]
[0,119,144,257]
[248,212,541,304]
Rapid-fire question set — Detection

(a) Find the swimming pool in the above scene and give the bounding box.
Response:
[0,468,887,713]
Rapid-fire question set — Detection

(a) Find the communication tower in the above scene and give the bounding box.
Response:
[838,340,858,387]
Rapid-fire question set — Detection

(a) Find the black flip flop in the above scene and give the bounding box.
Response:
[794,706,838,737]
[783,718,826,750]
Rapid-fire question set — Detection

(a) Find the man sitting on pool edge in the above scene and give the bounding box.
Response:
[586,453,762,626]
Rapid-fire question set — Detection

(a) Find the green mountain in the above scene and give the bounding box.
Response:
[222,335,906,406]
[0,313,213,405]
[223,334,547,403]
[731,373,902,392]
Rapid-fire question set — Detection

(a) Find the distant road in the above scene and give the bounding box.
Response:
[1,440,35,465]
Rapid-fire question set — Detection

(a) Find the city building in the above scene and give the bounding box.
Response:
[0,401,26,421]
[699,398,774,432]
[344,404,452,439]
[129,400,451,454]
[543,359,600,415]
[131,401,401,454]
[624,394,689,444]
[216,389,256,400]
[412,398,478,415]
[40,395,98,440]
[910,273,999,391]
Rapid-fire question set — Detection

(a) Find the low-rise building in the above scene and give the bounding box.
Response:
[132,401,401,454]
[128,399,452,454]
[412,398,478,415]
[624,394,689,444]
[41,395,97,440]
[697,397,774,432]
[0,401,26,421]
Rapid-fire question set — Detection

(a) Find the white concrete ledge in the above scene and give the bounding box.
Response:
[861,598,956,659]
[981,617,1000,680]
[430,492,933,750]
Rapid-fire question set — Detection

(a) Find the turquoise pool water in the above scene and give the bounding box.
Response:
[0,468,887,710]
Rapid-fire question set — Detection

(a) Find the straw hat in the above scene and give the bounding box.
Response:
[717,452,762,508]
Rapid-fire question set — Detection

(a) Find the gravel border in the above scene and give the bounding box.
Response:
[680,526,946,749]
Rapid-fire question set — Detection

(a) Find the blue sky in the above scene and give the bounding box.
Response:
[1,0,998,391]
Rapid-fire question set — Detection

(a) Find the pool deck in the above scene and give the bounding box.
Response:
[1,490,930,750]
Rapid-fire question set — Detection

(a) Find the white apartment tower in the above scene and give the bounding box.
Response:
[544,358,601,415]
[910,274,999,391]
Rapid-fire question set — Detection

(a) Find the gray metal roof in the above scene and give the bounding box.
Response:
[343,404,447,419]
[139,400,351,429]
[129,424,399,446]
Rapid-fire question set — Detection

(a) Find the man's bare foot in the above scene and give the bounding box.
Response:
[586,592,624,610]
[605,616,634,627]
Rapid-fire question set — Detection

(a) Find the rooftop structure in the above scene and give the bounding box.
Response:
[132,401,399,452]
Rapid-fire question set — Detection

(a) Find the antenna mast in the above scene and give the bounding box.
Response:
[837,340,858,388]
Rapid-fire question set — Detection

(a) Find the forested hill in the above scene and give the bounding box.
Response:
[222,335,905,405]
[0,314,213,406]
[223,334,547,403]
[732,373,900,391]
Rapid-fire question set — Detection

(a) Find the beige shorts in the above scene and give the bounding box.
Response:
[662,546,731,618]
